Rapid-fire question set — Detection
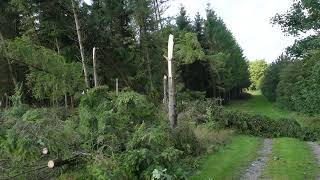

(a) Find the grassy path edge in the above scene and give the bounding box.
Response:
[191,136,261,179]
[262,138,319,180]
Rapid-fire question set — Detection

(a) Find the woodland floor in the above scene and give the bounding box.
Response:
[192,92,320,180]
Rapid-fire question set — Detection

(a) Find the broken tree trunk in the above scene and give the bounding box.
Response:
[116,78,119,95]
[163,75,168,104]
[167,34,177,128]
[71,0,90,88]
[93,47,99,87]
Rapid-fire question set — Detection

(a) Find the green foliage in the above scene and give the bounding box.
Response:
[286,35,320,58]
[77,88,202,179]
[191,136,261,179]
[272,0,320,36]
[0,107,80,178]
[263,138,319,179]
[262,50,320,114]
[176,6,192,31]
[261,55,290,102]
[172,123,200,156]
[176,32,205,65]
[205,104,320,141]
[248,60,268,90]
[3,37,84,102]
[4,84,28,118]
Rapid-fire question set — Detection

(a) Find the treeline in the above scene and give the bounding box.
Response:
[261,0,320,114]
[0,0,250,178]
[0,0,249,106]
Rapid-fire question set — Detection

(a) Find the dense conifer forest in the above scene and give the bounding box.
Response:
[1,0,320,179]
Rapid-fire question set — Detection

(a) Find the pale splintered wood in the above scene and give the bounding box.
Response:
[167,34,177,128]
[93,47,99,87]
[168,34,174,77]
[48,160,55,168]
[42,148,48,155]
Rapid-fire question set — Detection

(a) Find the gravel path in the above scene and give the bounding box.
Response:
[241,139,273,180]
[307,142,320,180]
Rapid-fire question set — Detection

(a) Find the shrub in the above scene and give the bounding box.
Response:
[3,83,28,119]
[194,126,233,153]
[172,122,200,156]
[205,105,320,141]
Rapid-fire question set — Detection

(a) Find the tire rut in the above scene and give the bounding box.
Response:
[241,139,272,180]
[307,141,320,180]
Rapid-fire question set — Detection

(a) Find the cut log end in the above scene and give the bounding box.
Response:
[48,160,55,168]
[42,148,48,155]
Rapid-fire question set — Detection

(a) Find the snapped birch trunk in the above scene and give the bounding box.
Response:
[71,0,90,88]
[167,34,177,128]
[93,47,99,87]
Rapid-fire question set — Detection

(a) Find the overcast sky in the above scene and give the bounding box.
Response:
[84,0,297,62]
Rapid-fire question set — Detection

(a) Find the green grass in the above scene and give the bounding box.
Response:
[262,138,319,180]
[191,136,261,180]
[227,91,316,127]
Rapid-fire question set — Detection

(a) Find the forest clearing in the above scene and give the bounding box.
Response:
[1,0,320,179]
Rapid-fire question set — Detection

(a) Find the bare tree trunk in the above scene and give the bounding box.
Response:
[146,47,153,90]
[54,37,68,110]
[153,0,163,29]
[0,32,17,87]
[55,37,60,54]
[167,34,177,128]
[64,93,68,110]
[116,78,119,95]
[71,0,90,88]
[92,47,99,87]
[71,96,74,109]
[5,94,8,109]
[163,75,168,104]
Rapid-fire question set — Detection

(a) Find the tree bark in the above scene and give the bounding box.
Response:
[48,155,79,169]
[167,34,177,128]
[93,47,99,87]
[70,96,74,109]
[146,48,154,90]
[5,94,8,109]
[0,32,17,87]
[71,0,90,88]
[163,75,168,104]
[153,0,163,29]
[116,78,119,95]
[64,93,68,110]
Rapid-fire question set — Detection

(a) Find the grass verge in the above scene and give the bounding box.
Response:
[227,91,318,127]
[191,135,261,180]
[261,138,319,180]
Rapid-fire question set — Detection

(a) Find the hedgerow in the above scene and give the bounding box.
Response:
[205,104,320,141]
